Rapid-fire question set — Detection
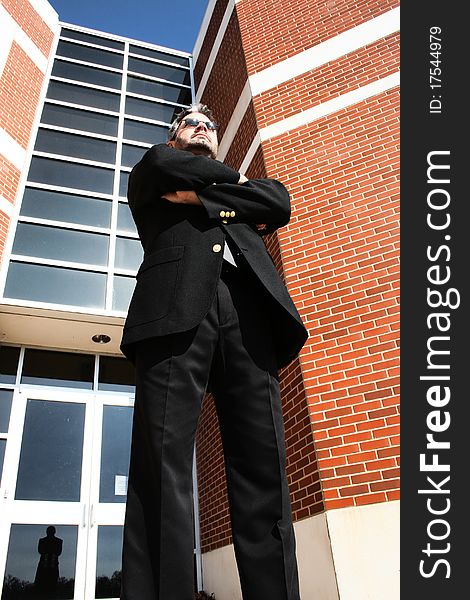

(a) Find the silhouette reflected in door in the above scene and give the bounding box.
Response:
[34,526,63,598]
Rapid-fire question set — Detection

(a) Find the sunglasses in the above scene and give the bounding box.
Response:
[180,118,219,132]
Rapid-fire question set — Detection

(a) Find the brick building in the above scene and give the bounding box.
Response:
[0,0,399,598]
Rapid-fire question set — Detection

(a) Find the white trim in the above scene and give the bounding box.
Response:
[259,71,400,142]
[249,7,400,97]
[217,80,252,161]
[30,0,59,31]
[0,196,14,217]
[239,133,260,175]
[195,0,235,100]
[0,128,26,172]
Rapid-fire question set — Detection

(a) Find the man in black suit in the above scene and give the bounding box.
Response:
[120,103,308,600]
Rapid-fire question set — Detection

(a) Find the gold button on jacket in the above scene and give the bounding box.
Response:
[219,210,226,218]
[212,244,222,253]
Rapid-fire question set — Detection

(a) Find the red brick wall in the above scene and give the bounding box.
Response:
[0,1,55,269]
[236,0,400,75]
[195,0,400,552]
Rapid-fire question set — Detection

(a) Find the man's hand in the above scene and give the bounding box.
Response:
[162,190,202,205]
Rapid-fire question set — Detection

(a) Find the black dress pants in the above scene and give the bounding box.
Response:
[121,261,301,600]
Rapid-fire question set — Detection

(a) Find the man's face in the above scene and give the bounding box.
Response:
[168,111,218,159]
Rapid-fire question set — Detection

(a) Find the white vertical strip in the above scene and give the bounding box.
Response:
[238,133,260,175]
[216,80,252,161]
[192,0,219,63]
[0,129,26,172]
[195,0,235,100]
[249,7,400,97]
[0,196,14,217]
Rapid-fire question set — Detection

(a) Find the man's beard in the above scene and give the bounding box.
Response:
[177,136,217,159]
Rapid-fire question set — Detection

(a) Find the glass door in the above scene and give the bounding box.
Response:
[0,387,133,600]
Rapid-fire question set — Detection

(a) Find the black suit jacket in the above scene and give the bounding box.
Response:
[120,144,308,368]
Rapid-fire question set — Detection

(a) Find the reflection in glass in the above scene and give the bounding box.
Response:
[117,202,136,233]
[2,524,77,600]
[112,275,135,312]
[95,526,123,598]
[4,262,107,308]
[0,346,20,384]
[35,129,116,164]
[61,28,124,50]
[12,223,109,266]
[123,118,168,145]
[0,389,13,432]
[28,157,114,193]
[46,80,120,112]
[21,349,95,389]
[99,406,133,502]
[98,357,135,392]
[52,60,122,89]
[125,95,181,123]
[56,40,123,69]
[128,57,190,86]
[115,237,143,271]
[15,399,85,501]
[119,171,130,198]
[121,144,147,168]
[127,76,190,105]
[129,45,189,66]
[20,188,112,229]
[41,104,119,137]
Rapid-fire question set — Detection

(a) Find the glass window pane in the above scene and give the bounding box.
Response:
[125,95,180,123]
[117,202,136,233]
[119,171,129,198]
[57,40,123,69]
[128,57,190,86]
[4,262,107,309]
[12,223,109,266]
[46,80,120,111]
[52,60,122,89]
[127,76,191,104]
[20,188,112,228]
[0,389,13,432]
[35,129,116,164]
[99,406,133,502]
[28,157,114,193]
[121,144,147,168]
[61,28,124,50]
[113,275,135,312]
[21,349,95,388]
[98,357,135,393]
[115,237,142,271]
[0,346,20,384]
[123,118,168,144]
[95,526,123,598]
[129,45,189,66]
[15,399,85,501]
[0,439,5,482]
[2,524,77,599]
[41,104,119,136]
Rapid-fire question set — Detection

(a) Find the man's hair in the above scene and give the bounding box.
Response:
[168,103,216,140]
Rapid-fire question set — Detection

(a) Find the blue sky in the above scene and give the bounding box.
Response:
[48,0,210,53]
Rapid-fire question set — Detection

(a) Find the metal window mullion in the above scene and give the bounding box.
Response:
[24,182,114,201]
[55,56,123,75]
[127,70,191,90]
[43,98,120,118]
[49,75,121,96]
[10,254,109,273]
[59,36,125,56]
[31,151,116,170]
[125,91,187,108]
[128,51,190,71]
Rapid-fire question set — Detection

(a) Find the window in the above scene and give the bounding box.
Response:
[41,104,119,136]
[125,96,181,123]
[123,118,168,145]
[129,44,189,67]
[52,60,122,89]
[127,76,191,104]
[57,40,123,69]
[128,56,190,86]
[61,28,124,50]
[20,188,112,229]
[121,144,148,169]
[28,158,115,194]
[35,129,117,164]
[46,80,121,111]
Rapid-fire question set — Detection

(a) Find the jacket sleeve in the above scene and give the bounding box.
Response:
[197,178,291,234]
[128,144,240,210]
